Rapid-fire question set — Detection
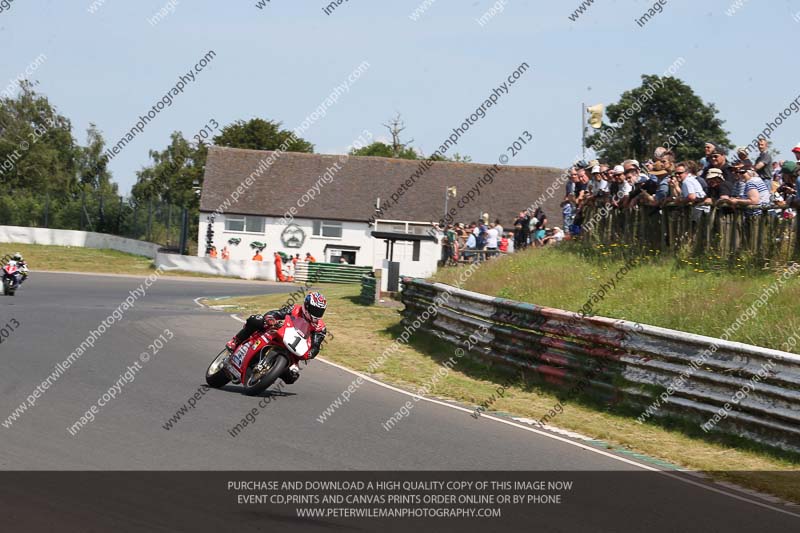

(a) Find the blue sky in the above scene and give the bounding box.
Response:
[2,0,799,194]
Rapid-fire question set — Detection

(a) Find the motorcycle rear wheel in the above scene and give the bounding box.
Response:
[243,348,288,396]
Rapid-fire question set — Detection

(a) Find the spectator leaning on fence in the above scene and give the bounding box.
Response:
[673,161,709,221]
[732,168,771,214]
[574,164,589,202]
[703,168,733,204]
[775,161,798,207]
[675,162,706,202]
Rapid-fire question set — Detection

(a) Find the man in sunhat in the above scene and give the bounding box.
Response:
[635,161,670,206]
[703,168,733,203]
[734,146,753,167]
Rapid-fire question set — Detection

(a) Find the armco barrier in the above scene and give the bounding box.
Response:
[0,225,161,258]
[295,262,372,284]
[401,277,800,454]
[155,253,276,281]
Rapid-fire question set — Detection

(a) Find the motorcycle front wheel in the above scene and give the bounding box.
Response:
[243,348,288,396]
[205,348,231,388]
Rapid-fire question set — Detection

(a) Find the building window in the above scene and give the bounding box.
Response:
[225,215,264,233]
[412,240,421,261]
[312,220,343,239]
[328,249,356,264]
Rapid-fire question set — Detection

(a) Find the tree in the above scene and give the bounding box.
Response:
[77,125,120,232]
[585,75,731,163]
[430,152,473,162]
[77,124,114,190]
[0,81,77,194]
[0,82,88,228]
[213,118,314,153]
[132,132,205,208]
[350,141,419,159]
[350,113,472,162]
[349,113,424,159]
[383,113,414,158]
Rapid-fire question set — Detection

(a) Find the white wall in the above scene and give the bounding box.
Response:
[155,252,277,281]
[196,213,440,281]
[197,213,375,266]
[0,225,160,258]
[373,239,439,279]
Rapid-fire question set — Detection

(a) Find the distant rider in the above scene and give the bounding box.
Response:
[226,292,328,383]
[8,253,29,284]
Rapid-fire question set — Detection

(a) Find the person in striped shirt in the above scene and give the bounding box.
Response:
[732,168,770,215]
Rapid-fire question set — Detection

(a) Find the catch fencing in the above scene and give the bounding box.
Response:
[401,277,800,454]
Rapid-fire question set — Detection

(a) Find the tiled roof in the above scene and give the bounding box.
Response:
[200,146,565,224]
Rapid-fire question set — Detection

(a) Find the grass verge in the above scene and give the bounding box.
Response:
[209,283,800,504]
[431,244,800,352]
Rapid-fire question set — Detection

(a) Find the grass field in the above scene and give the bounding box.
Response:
[432,244,800,352]
[0,243,226,279]
[210,283,800,504]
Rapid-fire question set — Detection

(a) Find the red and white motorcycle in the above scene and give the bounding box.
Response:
[205,314,313,396]
[2,263,23,296]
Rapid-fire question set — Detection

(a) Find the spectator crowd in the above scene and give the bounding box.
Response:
[433,138,800,265]
[562,139,800,234]
[435,208,565,265]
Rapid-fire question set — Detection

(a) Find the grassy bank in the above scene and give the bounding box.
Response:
[0,242,229,279]
[210,283,800,504]
[432,244,800,352]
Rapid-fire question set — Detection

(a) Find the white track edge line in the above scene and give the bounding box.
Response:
[207,305,800,519]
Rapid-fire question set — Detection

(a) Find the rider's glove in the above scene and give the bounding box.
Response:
[308,345,320,359]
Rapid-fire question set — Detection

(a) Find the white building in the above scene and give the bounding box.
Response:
[198,147,562,281]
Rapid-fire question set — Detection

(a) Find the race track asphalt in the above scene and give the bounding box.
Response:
[0,271,798,531]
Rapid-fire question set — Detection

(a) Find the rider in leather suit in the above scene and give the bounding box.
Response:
[226,292,328,383]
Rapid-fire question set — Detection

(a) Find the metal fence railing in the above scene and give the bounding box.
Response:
[401,277,800,454]
[0,191,198,253]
